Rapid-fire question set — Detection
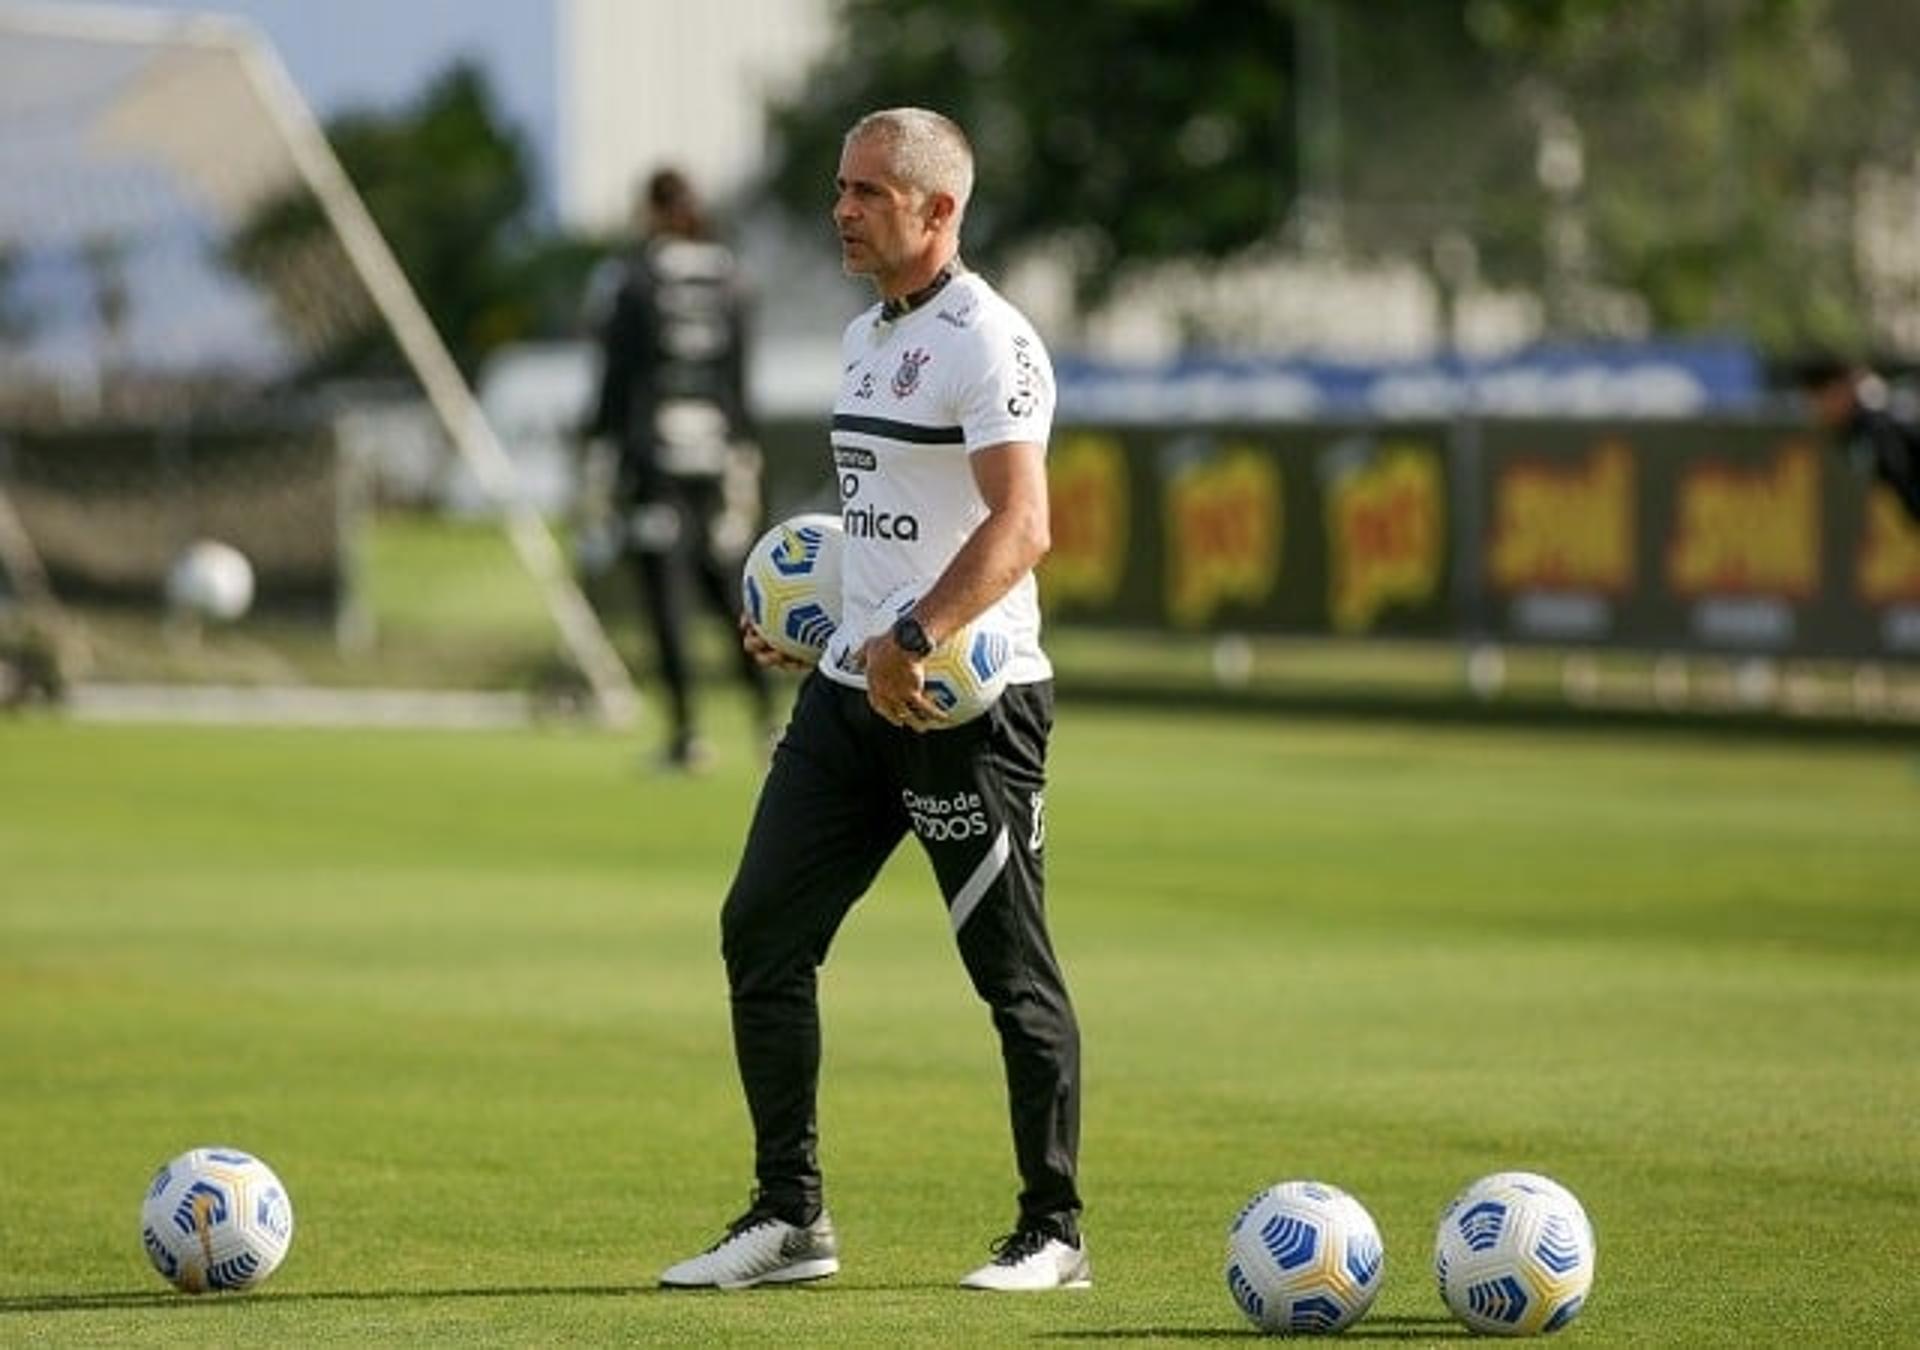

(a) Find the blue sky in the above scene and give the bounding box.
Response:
[51,0,560,213]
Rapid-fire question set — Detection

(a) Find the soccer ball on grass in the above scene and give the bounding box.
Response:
[1433,1170,1595,1335]
[1225,1179,1385,1334]
[741,512,844,663]
[140,1146,294,1293]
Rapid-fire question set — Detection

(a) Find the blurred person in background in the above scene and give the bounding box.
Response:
[583,166,773,771]
[658,107,1087,1294]
[1798,355,1920,524]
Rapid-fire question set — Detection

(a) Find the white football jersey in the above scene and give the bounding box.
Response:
[820,270,1055,690]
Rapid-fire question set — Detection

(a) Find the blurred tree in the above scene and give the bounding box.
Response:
[231,61,597,381]
[763,0,1300,304]
[760,1,1625,305]
[763,0,1918,357]
[1470,0,1868,350]
[1313,1,1844,341]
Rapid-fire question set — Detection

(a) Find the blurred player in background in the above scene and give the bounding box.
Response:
[658,107,1088,1294]
[1799,354,1920,523]
[583,167,772,770]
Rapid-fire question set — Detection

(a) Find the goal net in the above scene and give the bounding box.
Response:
[0,2,636,725]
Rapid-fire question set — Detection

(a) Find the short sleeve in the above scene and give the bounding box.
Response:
[954,321,1054,453]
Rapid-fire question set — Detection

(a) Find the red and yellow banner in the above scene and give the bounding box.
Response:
[1489,440,1634,594]
[1043,432,1130,611]
[1326,443,1443,633]
[1667,444,1820,599]
[1857,485,1920,604]
[1163,443,1281,627]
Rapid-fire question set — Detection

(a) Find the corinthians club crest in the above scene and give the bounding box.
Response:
[892,347,931,398]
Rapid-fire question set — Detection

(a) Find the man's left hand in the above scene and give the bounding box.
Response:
[862,635,946,730]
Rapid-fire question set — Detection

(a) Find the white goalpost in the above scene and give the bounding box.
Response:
[0,1,638,727]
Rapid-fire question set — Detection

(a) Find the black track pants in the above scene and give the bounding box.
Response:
[719,673,1082,1237]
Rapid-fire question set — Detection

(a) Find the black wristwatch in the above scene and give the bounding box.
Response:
[890,612,934,657]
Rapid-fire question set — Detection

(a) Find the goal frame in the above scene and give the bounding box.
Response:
[0,1,639,727]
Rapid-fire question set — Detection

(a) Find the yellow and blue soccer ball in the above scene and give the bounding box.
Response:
[1225,1180,1386,1334]
[140,1146,294,1294]
[741,513,845,663]
[1433,1170,1595,1335]
[872,582,1013,727]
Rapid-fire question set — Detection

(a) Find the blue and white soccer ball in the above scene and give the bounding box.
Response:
[1225,1180,1386,1335]
[741,512,845,663]
[1433,1171,1595,1336]
[140,1146,294,1294]
[872,582,1013,728]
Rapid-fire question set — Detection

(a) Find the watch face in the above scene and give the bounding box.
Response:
[893,616,932,655]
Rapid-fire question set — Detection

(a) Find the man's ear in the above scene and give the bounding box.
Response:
[924,190,957,233]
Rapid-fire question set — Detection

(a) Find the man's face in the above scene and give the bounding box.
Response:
[833,134,930,285]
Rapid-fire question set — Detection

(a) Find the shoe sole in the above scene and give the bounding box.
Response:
[960,1271,1093,1292]
[715,1257,839,1291]
[659,1264,839,1291]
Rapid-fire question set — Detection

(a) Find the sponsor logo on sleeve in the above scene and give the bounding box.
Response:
[1005,334,1040,418]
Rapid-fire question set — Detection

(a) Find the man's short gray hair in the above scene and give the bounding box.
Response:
[846,107,974,223]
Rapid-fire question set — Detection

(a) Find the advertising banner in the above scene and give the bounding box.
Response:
[765,412,1920,662]
[1474,420,1920,659]
[1042,423,1456,637]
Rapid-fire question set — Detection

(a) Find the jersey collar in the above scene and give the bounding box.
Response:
[877,260,965,325]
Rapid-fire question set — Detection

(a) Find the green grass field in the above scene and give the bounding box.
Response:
[2,701,1916,1345]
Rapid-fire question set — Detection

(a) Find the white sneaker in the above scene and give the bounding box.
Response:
[959,1229,1092,1291]
[659,1207,839,1290]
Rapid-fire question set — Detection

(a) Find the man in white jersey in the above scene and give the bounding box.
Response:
[658,107,1087,1294]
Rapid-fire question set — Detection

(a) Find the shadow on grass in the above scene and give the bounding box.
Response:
[0,1284,654,1315]
[1041,1315,1468,1341]
[6,1291,1468,1339]
[0,1277,966,1315]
